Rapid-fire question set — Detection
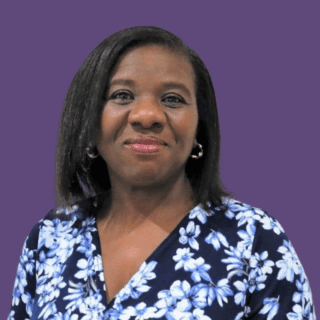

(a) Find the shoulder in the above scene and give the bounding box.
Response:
[206,197,290,251]
[25,195,99,251]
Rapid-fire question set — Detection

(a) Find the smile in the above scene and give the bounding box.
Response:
[124,144,165,154]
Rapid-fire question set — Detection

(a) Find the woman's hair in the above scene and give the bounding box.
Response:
[55,25,234,214]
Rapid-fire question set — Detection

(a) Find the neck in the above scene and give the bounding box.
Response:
[97,175,196,232]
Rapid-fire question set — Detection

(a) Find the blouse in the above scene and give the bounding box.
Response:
[8,196,317,320]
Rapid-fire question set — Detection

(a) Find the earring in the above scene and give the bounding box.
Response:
[86,143,99,159]
[191,143,203,159]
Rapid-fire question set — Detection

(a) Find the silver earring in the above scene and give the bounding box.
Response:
[86,144,99,159]
[191,143,203,159]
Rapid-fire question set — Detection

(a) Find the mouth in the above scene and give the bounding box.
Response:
[124,135,167,146]
[124,143,165,154]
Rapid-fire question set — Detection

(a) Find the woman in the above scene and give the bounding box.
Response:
[8,26,316,320]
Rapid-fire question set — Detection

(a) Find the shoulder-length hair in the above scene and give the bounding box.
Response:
[55,25,234,214]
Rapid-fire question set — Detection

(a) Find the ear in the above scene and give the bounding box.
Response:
[193,138,198,149]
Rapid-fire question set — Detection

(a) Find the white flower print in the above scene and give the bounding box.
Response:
[175,308,212,320]
[123,302,157,320]
[184,257,211,283]
[7,310,15,320]
[205,229,229,251]
[153,290,177,318]
[173,248,195,270]
[237,223,255,249]
[39,300,58,320]
[21,292,34,316]
[260,216,285,235]
[169,280,207,310]
[79,294,105,320]
[248,269,267,293]
[233,279,249,307]
[189,206,211,224]
[235,306,251,319]
[293,278,312,304]
[276,240,301,282]
[222,244,251,275]
[235,208,259,227]
[8,198,317,320]
[259,296,280,320]
[75,258,95,281]
[179,221,201,250]
[249,250,274,276]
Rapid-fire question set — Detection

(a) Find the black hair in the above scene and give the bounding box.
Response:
[55,25,234,214]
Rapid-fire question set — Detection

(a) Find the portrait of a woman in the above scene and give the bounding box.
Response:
[7,26,316,320]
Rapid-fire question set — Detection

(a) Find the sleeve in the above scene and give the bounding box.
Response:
[244,213,316,320]
[7,221,41,320]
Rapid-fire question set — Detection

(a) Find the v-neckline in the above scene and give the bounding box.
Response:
[94,202,201,309]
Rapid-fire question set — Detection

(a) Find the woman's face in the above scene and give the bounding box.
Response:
[96,44,199,189]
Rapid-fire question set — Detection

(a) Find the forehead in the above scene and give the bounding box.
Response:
[109,44,196,88]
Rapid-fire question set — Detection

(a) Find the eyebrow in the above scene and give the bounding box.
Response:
[109,78,192,98]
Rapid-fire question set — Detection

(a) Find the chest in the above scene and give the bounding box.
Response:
[99,223,170,304]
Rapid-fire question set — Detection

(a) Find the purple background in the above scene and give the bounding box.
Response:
[1,1,319,317]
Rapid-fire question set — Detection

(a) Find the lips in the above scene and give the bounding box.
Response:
[124,135,166,145]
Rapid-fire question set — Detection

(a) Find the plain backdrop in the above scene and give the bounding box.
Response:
[1,1,319,317]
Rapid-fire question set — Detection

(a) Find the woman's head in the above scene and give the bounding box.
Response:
[56,25,232,212]
[96,44,199,196]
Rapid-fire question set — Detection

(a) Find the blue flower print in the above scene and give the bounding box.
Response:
[235,207,261,227]
[184,257,212,283]
[21,292,34,317]
[259,296,280,320]
[179,221,201,250]
[287,301,314,320]
[276,240,301,282]
[260,215,285,235]
[293,278,313,304]
[37,250,55,277]
[196,278,233,307]
[169,280,207,310]
[233,279,249,307]
[12,264,27,305]
[234,306,251,319]
[189,206,212,224]
[249,250,275,276]
[75,257,95,281]
[124,302,157,320]
[40,219,71,249]
[8,197,317,319]
[48,311,79,320]
[205,229,229,251]
[77,234,96,259]
[237,223,255,249]
[117,261,157,302]
[216,198,250,219]
[79,294,106,320]
[247,269,267,293]
[7,311,15,320]
[56,235,76,263]
[39,300,58,320]
[153,290,178,318]
[170,308,211,320]
[172,248,195,271]
[222,245,250,277]
[19,244,35,275]
[64,280,92,311]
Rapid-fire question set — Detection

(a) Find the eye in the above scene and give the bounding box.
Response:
[111,91,132,102]
[163,95,185,107]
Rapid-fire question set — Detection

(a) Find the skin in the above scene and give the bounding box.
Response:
[95,44,199,237]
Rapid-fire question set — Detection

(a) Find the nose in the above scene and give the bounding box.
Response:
[127,97,166,129]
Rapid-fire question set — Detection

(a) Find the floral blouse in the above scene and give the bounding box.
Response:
[8,196,316,320]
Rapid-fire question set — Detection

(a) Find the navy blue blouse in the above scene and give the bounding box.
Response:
[8,196,316,319]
